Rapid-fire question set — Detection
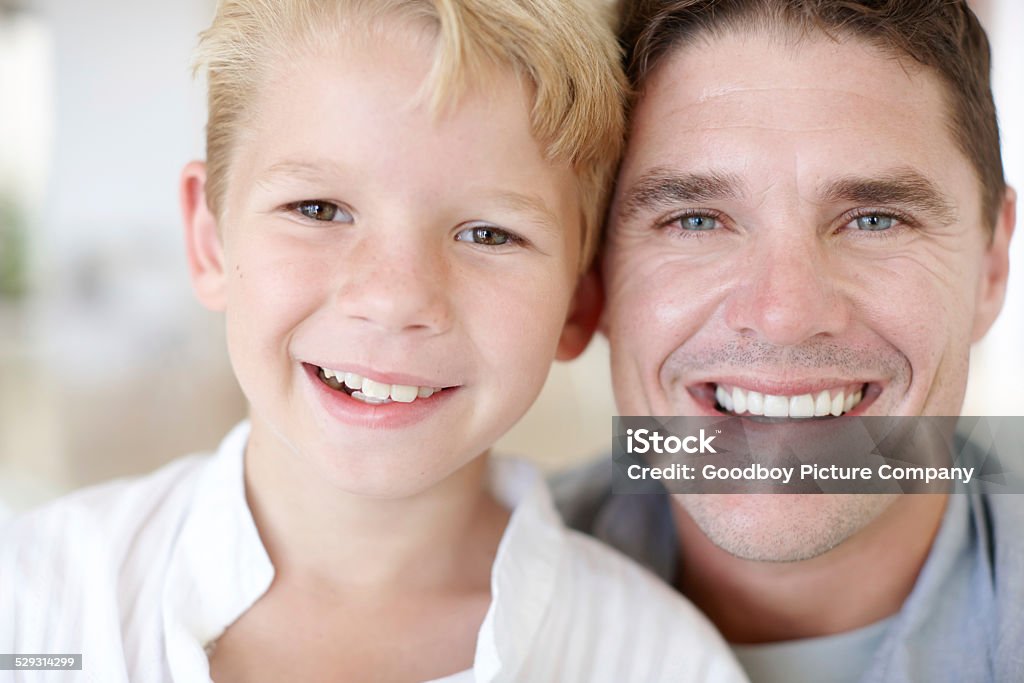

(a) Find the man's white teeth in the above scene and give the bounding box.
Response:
[763,394,789,418]
[318,367,441,404]
[716,384,864,418]
[814,391,831,416]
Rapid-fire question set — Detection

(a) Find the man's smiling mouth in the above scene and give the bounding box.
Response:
[707,382,873,418]
[314,365,446,405]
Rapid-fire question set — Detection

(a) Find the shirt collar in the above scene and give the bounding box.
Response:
[160,423,568,683]
[474,458,566,681]
[161,421,273,682]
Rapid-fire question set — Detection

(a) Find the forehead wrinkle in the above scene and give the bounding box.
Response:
[819,169,958,226]
[617,168,746,221]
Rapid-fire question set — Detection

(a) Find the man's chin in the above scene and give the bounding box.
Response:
[675,493,898,562]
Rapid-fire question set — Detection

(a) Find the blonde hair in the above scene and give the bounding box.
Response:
[193,0,627,270]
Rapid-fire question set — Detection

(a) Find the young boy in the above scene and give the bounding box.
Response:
[0,1,746,681]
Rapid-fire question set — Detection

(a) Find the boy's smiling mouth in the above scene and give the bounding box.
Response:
[313,364,448,405]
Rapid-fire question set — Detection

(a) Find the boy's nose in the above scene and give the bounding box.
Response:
[335,236,454,335]
[722,235,850,347]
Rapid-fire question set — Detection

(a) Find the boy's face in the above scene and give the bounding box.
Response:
[182,24,593,496]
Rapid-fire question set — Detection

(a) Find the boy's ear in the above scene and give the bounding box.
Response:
[972,186,1016,342]
[556,267,604,361]
[180,161,227,311]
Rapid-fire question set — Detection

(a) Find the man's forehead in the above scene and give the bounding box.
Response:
[634,29,945,141]
[618,29,976,215]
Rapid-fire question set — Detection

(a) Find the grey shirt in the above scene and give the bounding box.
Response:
[553,460,1024,682]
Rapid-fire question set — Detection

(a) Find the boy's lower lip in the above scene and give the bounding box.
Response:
[302,363,456,429]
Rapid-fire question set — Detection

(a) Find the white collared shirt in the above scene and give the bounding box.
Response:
[1,423,746,682]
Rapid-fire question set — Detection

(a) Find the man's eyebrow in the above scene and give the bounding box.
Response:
[616,169,746,221]
[820,170,958,225]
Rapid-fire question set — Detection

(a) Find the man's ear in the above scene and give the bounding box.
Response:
[556,267,604,361]
[181,161,227,311]
[972,187,1016,342]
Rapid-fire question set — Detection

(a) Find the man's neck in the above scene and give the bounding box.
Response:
[672,494,948,644]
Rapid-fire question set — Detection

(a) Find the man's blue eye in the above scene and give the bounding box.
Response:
[855,214,894,231]
[295,201,352,223]
[679,215,717,231]
[456,226,511,246]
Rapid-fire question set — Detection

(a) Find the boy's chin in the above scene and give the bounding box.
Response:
[302,442,490,500]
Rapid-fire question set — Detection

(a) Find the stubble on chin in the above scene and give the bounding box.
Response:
[675,493,898,562]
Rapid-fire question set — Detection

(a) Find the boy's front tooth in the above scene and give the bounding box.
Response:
[390,384,418,403]
[344,373,363,390]
[362,378,391,399]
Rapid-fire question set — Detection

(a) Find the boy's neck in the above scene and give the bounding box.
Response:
[672,493,947,644]
[243,419,510,596]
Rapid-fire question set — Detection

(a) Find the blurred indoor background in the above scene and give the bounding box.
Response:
[1,0,1022,518]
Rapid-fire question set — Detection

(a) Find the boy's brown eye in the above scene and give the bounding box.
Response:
[292,200,352,223]
[455,226,512,246]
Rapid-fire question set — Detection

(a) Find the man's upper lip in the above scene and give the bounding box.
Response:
[693,376,875,395]
[306,362,455,388]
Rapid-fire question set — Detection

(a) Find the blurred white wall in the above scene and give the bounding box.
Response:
[963,0,1024,415]
[0,0,1021,515]
[0,0,245,512]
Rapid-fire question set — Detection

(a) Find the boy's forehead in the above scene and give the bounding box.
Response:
[223,41,579,241]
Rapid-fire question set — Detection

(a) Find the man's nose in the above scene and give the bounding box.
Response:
[722,237,850,346]
[334,232,454,335]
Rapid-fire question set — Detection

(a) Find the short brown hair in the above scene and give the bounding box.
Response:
[195,0,626,271]
[618,0,1005,231]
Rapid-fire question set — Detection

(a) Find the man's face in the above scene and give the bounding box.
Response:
[604,30,1012,560]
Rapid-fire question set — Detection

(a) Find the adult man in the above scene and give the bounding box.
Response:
[558,1,1020,680]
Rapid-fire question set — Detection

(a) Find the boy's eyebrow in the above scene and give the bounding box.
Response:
[487,190,561,236]
[819,170,958,225]
[255,159,346,187]
[255,160,561,234]
[616,169,746,221]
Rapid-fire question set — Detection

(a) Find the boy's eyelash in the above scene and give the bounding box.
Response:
[284,199,352,222]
